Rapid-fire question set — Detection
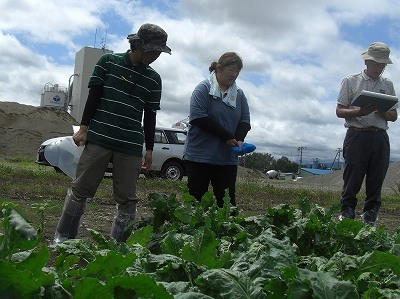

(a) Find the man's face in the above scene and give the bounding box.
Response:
[141,51,161,65]
[365,60,386,80]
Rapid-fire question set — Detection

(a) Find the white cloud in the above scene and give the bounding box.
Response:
[1,0,400,163]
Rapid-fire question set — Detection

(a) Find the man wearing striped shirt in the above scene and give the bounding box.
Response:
[54,23,171,243]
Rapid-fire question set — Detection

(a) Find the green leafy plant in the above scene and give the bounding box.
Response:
[1,191,400,298]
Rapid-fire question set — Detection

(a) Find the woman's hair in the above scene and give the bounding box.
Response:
[209,52,243,73]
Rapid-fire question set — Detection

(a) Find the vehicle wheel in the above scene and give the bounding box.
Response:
[161,161,184,181]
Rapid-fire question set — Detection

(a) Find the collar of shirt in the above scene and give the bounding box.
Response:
[361,69,382,82]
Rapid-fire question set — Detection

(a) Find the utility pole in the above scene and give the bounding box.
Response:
[330,148,342,170]
[297,146,306,174]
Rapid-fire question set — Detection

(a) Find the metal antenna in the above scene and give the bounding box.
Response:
[94,28,97,48]
[102,29,108,50]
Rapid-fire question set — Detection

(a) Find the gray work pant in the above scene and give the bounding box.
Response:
[54,143,142,243]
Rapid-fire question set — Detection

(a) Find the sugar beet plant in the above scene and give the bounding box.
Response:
[1,192,400,298]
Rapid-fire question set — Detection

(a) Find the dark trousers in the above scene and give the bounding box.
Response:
[341,129,390,213]
[185,160,238,207]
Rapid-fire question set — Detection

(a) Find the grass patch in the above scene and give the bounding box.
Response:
[2,158,400,231]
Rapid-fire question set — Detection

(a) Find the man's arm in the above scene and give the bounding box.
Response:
[336,103,378,118]
[80,85,103,126]
[142,108,156,169]
[73,85,102,146]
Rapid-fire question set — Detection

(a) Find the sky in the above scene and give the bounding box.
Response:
[1,0,400,165]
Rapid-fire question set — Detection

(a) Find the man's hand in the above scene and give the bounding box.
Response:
[356,105,378,117]
[72,125,88,146]
[142,150,153,169]
[336,103,378,119]
[376,109,398,122]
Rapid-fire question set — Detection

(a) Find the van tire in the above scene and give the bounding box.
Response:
[161,162,184,181]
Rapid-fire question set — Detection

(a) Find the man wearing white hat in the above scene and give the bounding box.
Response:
[336,42,397,225]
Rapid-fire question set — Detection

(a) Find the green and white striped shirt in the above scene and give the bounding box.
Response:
[87,51,162,156]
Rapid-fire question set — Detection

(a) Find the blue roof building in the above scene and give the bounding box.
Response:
[299,168,333,177]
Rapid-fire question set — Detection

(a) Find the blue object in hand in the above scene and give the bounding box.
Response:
[231,142,256,154]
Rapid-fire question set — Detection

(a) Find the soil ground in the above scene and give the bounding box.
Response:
[10,190,399,247]
[2,101,400,245]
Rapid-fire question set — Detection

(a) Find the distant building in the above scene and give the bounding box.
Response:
[299,168,333,177]
[40,83,67,109]
[69,47,112,123]
[303,160,344,170]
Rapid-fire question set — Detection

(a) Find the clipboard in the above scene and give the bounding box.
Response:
[351,90,398,112]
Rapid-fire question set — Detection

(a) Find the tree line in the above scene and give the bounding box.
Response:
[238,152,299,173]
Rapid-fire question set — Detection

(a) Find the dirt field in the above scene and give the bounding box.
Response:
[2,101,400,243]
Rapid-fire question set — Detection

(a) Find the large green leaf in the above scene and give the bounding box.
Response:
[0,259,55,298]
[196,268,267,299]
[295,268,359,299]
[126,225,153,247]
[75,250,137,280]
[182,227,231,268]
[0,207,39,259]
[161,231,189,256]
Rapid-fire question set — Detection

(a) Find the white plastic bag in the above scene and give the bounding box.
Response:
[44,136,84,179]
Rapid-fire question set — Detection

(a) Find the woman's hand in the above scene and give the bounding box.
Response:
[226,138,238,147]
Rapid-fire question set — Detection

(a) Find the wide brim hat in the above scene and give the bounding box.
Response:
[128,23,171,54]
[361,42,392,64]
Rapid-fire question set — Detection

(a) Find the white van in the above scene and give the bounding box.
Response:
[36,127,187,181]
